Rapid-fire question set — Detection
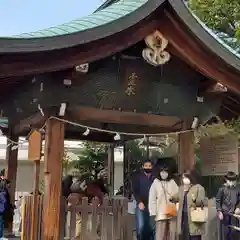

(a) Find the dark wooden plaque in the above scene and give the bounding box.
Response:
[200,134,238,176]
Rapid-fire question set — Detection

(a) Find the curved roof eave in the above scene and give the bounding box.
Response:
[169,0,240,73]
[0,0,164,53]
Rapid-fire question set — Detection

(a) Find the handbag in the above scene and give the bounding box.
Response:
[165,204,177,217]
[161,181,177,217]
[190,207,208,223]
[190,187,208,223]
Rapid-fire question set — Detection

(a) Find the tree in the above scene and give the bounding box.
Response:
[62,150,75,176]
[188,0,240,42]
[71,142,107,181]
[125,140,147,174]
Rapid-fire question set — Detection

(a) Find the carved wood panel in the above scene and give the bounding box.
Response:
[1,56,222,125]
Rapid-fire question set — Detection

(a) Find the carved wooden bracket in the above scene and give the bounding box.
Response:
[75,63,89,73]
[142,30,170,66]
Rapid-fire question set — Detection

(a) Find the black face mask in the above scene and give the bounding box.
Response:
[143,169,152,174]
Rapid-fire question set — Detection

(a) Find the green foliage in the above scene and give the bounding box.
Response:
[125,140,147,173]
[71,142,107,180]
[194,118,240,149]
[225,117,240,134]
[188,0,240,41]
[62,150,75,176]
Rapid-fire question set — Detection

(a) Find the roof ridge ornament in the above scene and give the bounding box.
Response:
[142,30,170,66]
[75,63,89,73]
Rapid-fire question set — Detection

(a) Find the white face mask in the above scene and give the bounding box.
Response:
[182,177,191,185]
[226,180,236,187]
[160,171,168,180]
[72,177,78,183]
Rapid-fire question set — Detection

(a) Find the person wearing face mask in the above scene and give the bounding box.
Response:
[149,165,179,240]
[170,169,207,240]
[132,160,155,240]
[216,171,240,240]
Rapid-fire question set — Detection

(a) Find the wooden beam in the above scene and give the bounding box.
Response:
[12,107,58,135]
[178,130,195,173]
[13,113,47,135]
[68,106,181,128]
[5,133,19,233]
[43,118,65,240]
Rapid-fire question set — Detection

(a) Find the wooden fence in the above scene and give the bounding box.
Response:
[65,197,135,240]
[21,196,135,240]
[21,195,43,240]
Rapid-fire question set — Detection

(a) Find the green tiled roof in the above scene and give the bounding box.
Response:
[10,0,148,39]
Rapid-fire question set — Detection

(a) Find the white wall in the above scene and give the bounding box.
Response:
[0,160,44,199]
[114,162,123,192]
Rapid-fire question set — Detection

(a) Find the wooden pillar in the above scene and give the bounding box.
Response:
[28,129,42,240]
[31,160,40,240]
[43,119,65,240]
[123,143,128,197]
[178,130,195,173]
[5,133,19,233]
[107,144,115,197]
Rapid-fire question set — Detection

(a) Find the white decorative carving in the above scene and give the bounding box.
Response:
[142,30,170,66]
[212,83,228,93]
[75,63,89,73]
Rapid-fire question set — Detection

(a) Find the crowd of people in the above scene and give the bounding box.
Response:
[131,160,240,240]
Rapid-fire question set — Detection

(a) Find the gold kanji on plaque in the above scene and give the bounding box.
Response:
[125,72,138,96]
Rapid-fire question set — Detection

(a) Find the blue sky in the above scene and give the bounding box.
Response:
[0,0,103,36]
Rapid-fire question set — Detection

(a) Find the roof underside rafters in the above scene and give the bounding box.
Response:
[0,0,239,120]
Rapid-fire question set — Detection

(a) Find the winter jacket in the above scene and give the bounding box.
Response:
[216,184,240,214]
[148,178,179,220]
[172,184,208,236]
[132,172,155,208]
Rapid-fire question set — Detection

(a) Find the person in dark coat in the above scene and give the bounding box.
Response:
[132,160,155,240]
[0,179,8,238]
[216,171,240,240]
[62,175,73,198]
[1,179,14,232]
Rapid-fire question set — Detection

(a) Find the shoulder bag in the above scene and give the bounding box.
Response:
[161,181,177,217]
[190,186,208,223]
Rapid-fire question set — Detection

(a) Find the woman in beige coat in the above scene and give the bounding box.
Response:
[171,169,208,240]
[149,165,179,240]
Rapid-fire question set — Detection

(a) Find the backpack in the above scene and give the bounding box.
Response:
[0,191,8,214]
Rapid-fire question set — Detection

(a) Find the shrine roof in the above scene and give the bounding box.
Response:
[0,0,160,52]
[13,0,147,39]
[169,0,240,71]
[0,0,239,97]
[0,0,239,72]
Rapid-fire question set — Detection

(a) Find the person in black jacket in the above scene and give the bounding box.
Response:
[216,171,240,240]
[132,160,155,240]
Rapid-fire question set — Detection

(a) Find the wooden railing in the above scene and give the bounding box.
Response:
[65,197,135,240]
[21,196,135,240]
[21,195,43,240]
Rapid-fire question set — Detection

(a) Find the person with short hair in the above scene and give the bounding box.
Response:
[216,171,240,240]
[132,160,155,240]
